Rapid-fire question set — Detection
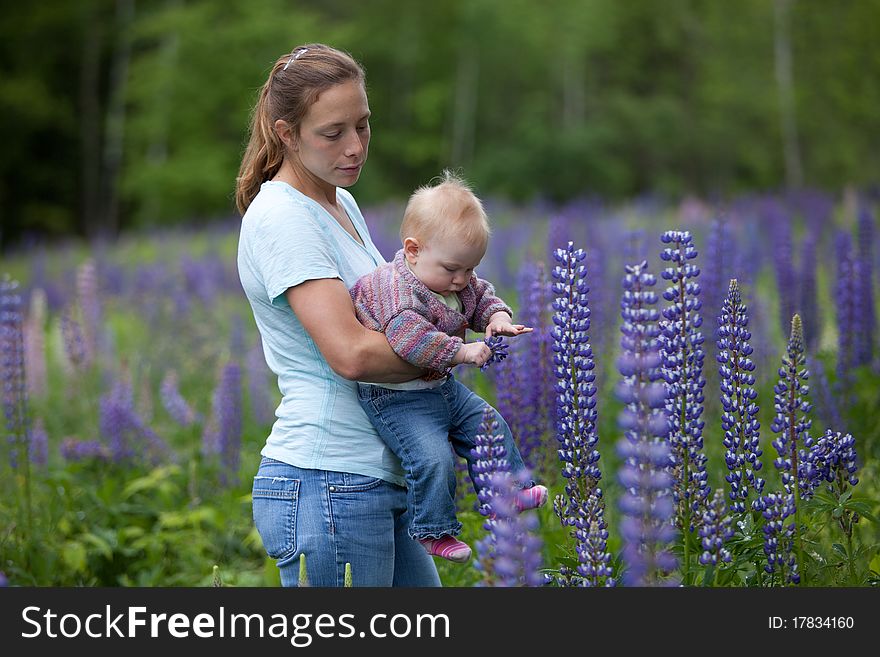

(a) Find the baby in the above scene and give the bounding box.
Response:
[350,171,547,563]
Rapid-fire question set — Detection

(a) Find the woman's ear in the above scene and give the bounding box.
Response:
[403,237,421,264]
[274,119,298,151]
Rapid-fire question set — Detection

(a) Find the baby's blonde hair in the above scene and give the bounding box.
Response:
[400,170,491,248]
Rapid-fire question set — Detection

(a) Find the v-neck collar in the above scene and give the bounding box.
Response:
[269,180,372,257]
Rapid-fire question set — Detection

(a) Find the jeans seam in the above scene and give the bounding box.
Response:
[369,399,428,531]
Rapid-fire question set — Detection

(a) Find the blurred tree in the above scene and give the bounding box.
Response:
[1,0,878,248]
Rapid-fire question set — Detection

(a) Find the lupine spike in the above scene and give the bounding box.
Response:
[2,276,30,471]
[760,492,800,585]
[551,242,613,587]
[855,206,876,365]
[344,562,353,587]
[160,370,201,427]
[471,406,544,587]
[834,231,857,401]
[770,313,812,583]
[770,314,813,501]
[799,235,820,353]
[202,361,243,486]
[616,260,677,586]
[698,489,733,567]
[802,429,859,500]
[493,261,554,471]
[717,279,765,514]
[658,231,709,539]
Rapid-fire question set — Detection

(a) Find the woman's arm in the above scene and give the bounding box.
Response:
[285,278,425,382]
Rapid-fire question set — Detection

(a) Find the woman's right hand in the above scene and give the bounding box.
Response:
[285,278,424,382]
[451,341,492,368]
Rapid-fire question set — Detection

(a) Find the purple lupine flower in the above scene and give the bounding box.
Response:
[855,206,876,365]
[617,260,667,448]
[60,309,89,371]
[799,234,820,353]
[2,275,30,470]
[0,571,7,587]
[808,356,843,433]
[60,437,111,462]
[834,231,857,400]
[100,380,138,462]
[471,406,544,587]
[29,417,48,467]
[761,492,800,585]
[770,314,812,582]
[203,361,243,487]
[801,429,859,500]
[767,201,796,338]
[570,490,615,587]
[246,335,276,426]
[616,260,676,586]
[480,335,509,371]
[658,231,709,533]
[717,279,765,513]
[551,242,613,587]
[492,260,555,471]
[76,259,102,365]
[585,244,611,371]
[698,489,733,566]
[701,218,735,343]
[181,256,220,306]
[23,288,47,398]
[617,440,677,586]
[100,377,171,465]
[229,313,246,356]
[160,370,201,426]
[770,314,813,502]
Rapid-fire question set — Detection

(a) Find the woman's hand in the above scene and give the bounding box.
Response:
[285,278,424,382]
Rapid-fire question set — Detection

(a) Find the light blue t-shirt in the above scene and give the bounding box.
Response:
[237,181,405,485]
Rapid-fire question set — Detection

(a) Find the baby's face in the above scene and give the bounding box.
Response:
[405,236,486,296]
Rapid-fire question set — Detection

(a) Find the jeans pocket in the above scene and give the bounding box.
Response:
[252,476,300,559]
[329,472,384,493]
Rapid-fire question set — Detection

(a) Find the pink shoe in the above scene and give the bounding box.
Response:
[515,485,549,512]
[418,535,472,563]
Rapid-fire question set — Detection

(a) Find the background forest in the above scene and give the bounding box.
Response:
[1,0,879,247]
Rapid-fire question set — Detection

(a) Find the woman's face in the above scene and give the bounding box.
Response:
[294,80,370,188]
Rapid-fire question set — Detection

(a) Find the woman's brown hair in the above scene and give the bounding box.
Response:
[235,44,365,215]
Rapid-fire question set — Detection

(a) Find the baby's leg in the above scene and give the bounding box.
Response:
[357,385,463,541]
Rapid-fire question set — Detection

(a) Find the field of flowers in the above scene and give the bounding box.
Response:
[1,188,878,587]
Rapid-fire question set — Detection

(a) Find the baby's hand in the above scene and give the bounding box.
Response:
[452,341,492,367]
[485,313,533,338]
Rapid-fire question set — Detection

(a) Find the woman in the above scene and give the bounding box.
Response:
[235,44,441,587]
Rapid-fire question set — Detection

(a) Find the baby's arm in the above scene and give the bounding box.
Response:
[467,276,532,337]
[485,311,533,338]
[383,309,464,371]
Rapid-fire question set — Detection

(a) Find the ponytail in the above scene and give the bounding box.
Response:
[235,80,284,215]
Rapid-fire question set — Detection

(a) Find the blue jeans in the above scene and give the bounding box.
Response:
[357,375,529,540]
[252,457,441,587]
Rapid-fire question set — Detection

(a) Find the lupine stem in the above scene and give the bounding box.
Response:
[787,380,806,585]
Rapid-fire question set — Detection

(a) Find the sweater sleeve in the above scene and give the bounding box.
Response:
[468,276,513,333]
[384,309,463,370]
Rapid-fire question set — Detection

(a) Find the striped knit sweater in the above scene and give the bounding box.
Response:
[350,249,512,372]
